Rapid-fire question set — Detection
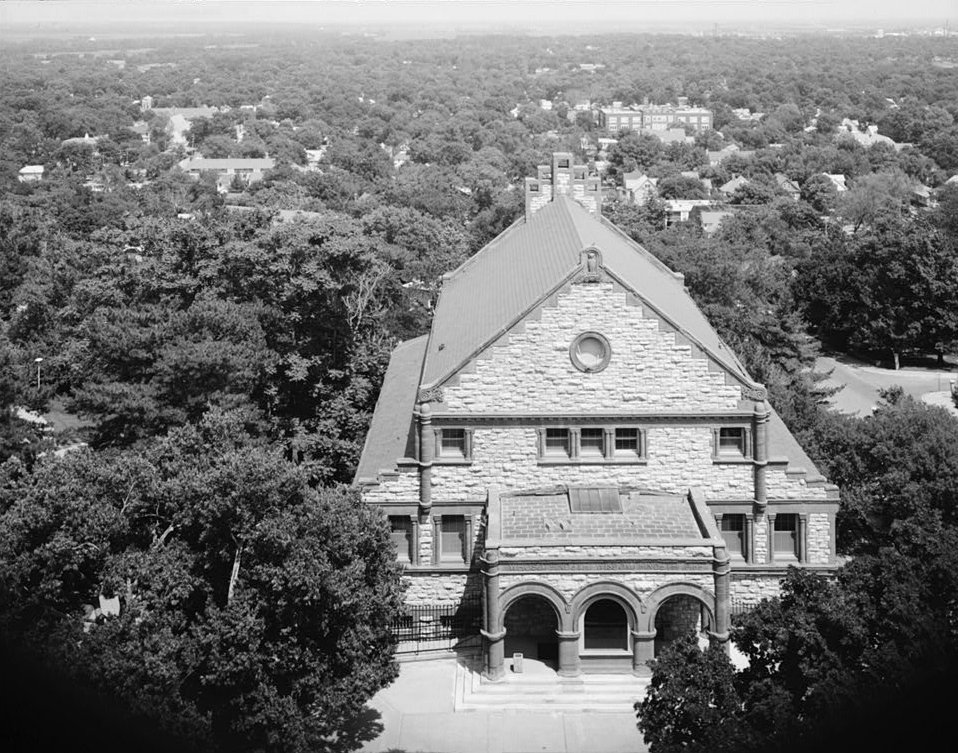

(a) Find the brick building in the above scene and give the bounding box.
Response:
[356,153,839,680]
[598,101,713,135]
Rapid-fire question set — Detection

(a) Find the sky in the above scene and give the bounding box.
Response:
[1,0,955,39]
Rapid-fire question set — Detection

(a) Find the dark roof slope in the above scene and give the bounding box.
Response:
[421,196,752,389]
[353,336,426,483]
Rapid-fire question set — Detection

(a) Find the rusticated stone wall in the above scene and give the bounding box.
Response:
[442,283,741,414]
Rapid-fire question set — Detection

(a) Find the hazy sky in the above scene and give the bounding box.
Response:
[1,0,955,37]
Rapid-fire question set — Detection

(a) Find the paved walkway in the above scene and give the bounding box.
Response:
[817,355,958,417]
[357,659,649,753]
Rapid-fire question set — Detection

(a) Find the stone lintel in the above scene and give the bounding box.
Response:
[497,559,714,574]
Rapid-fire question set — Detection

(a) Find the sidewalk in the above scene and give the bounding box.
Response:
[358,658,649,753]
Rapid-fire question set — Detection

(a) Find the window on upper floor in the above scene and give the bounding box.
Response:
[773,514,798,559]
[538,426,646,463]
[436,428,473,461]
[389,516,413,563]
[543,428,571,458]
[721,514,746,559]
[614,428,642,459]
[715,427,749,459]
[579,428,605,458]
[440,515,467,563]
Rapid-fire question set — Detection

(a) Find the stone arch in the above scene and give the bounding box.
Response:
[643,582,716,633]
[498,581,570,633]
[569,580,643,631]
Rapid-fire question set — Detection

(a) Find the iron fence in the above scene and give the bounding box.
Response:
[391,595,483,644]
[729,600,756,623]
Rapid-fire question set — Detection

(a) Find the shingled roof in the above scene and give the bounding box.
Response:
[420,195,754,390]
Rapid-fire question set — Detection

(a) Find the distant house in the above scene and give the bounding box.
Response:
[835,118,899,150]
[707,145,754,166]
[664,199,712,226]
[700,210,734,235]
[131,121,151,145]
[774,173,801,200]
[621,172,658,205]
[598,100,712,134]
[822,173,848,192]
[178,157,275,189]
[911,184,935,209]
[719,176,750,196]
[153,106,220,147]
[61,133,104,148]
[18,165,44,183]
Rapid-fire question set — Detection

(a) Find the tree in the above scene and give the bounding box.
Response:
[838,170,913,232]
[0,411,405,753]
[637,634,744,753]
[799,173,838,214]
[798,214,958,367]
[656,174,708,200]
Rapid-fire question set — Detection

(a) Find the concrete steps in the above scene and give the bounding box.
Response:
[455,660,650,712]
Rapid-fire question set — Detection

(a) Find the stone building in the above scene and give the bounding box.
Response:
[356,152,840,680]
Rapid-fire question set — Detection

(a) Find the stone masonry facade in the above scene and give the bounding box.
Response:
[358,154,841,676]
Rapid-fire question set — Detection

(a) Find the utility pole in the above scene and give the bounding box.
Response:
[34,357,43,390]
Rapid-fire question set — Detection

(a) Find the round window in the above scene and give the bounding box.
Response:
[570,332,611,373]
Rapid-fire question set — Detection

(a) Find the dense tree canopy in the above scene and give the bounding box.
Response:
[0,411,404,753]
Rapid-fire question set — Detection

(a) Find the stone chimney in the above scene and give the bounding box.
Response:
[524,152,601,218]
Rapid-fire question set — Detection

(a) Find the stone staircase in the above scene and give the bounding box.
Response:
[455,658,650,712]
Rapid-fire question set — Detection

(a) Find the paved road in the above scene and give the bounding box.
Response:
[816,355,958,417]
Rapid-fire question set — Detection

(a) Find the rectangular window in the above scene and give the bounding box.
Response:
[440,515,467,563]
[718,427,747,457]
[614,428,641,457]
[557,158,570,169]
[721,514,746,558]
[773,514,798,558]
[440,428,466,458]
[389,516,413,563]
[580,428,605,457]
[544,428,570,457]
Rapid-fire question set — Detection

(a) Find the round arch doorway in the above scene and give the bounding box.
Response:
[653,593,714,657]
[503,594,560,668]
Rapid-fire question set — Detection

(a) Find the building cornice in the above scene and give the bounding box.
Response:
[427,411,757,425]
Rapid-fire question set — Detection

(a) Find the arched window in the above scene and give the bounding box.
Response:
[583,599,628,650]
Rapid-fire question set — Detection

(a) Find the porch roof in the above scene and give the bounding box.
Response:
[488,486,719,548]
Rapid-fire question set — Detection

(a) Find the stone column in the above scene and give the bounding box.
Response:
[480,548,505,681]
[767,513,777,564]
[709,548,731,653]
[798,514,808,563]
[410,515,420,566]
[752,401,769,513]
[556,630,581,677]
[745,514,755,564]
[418,403,433,518]
[631,630,656,676]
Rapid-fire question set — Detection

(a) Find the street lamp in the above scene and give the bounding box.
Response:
[34,357,43,390]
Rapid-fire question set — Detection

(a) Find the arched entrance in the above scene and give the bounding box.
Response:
[582,598,630,651]
[653,593,713,656]
[503,594,560,667]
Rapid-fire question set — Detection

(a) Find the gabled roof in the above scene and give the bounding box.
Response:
[420,196,753,390]
[354,336,426,482]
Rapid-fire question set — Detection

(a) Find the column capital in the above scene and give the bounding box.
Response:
[631,630,657,641]
[707,630,730,643]
[555,630,580,640]
[481,628,506,642]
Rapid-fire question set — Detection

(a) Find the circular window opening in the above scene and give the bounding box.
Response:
[570,332,611,373]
